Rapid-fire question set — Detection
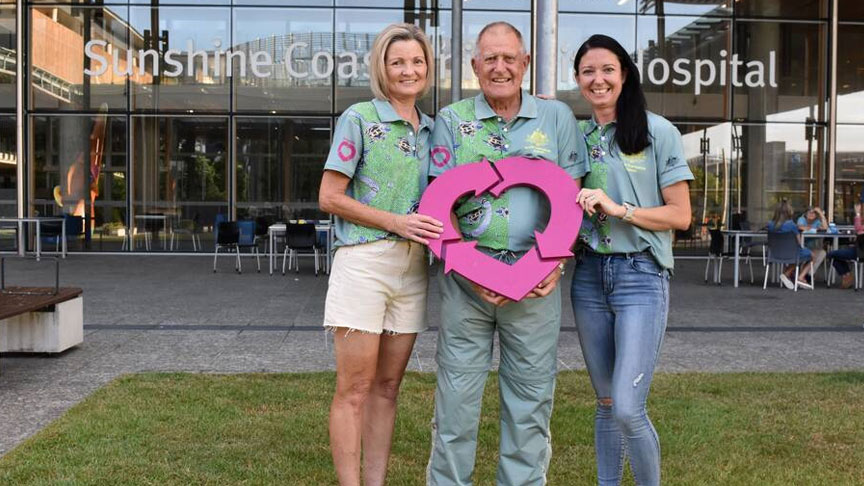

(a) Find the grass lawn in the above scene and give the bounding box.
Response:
[1,371,863,485]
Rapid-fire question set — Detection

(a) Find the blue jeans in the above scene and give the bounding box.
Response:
[570,252,669,486]
[828,246,856,275]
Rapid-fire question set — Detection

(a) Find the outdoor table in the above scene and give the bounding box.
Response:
[133,214,169,250]
[268,221,333,276]
[722,230,767,288]
[0,217,66,261]
[721,228,857,288]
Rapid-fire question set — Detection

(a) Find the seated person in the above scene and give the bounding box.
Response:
[767,200,813,290]
[827,202,863,288]
[797,206,828,278]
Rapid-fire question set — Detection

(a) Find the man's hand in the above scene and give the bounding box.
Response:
[525,260,565,299]
[472,283,512,307]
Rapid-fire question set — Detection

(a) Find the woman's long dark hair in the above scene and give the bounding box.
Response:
[573,34,649,155]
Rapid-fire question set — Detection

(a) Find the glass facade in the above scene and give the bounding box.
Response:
[3,0,859,252]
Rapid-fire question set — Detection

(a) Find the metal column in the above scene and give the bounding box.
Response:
[533,0,558,96]
[451,0,462,102]
[826,0,838,222]
[15,0,25,255]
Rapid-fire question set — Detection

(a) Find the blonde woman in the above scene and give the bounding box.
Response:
[318,23,442,486]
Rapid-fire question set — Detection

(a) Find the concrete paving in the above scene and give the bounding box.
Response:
[1,253,863,455]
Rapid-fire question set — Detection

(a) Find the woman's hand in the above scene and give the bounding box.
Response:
[577,188,624,218]
[389,213,444,245]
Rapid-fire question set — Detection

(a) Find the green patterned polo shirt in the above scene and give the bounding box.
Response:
[430,91,588,252]
[323,98,433,247]
[578,112,694,269]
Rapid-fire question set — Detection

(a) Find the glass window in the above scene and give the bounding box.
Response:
[29,6,129,112]
[638,0,729,16]
[837,24,864,123]
[734,0,828,20]
[0,6,15,111]
[834,125,864,224]
[132,116,228,252]
[636,16,731,121]
[233,8,333,114]
[840,0,864,21]
[557,13,636,116]
[676,123,733,240]
[237,0,332,5]
[734,123,826,227]
[732,20,827,123]
[334,9,437,115]
[438,0,530,10]
[0,116,15,219]
[130,0,229,5]
[30,115,127,251]
[129,7,230,112]
[235,117,330,220]
[437,10,531,108]
[559,0,636,14]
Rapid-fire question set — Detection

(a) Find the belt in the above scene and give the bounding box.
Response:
[579,247,652,259]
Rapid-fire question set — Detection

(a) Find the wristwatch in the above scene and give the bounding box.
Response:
[622,202,636,223]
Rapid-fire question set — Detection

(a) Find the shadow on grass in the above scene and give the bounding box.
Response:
[1,371,863,485]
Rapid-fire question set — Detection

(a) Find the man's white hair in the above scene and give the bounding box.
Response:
[472,21,527,59]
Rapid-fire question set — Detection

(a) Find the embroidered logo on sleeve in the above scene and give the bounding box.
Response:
[337,140,357,162]
[431,146,452,168]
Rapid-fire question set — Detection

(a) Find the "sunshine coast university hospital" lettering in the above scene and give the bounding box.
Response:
[84,40,777,96]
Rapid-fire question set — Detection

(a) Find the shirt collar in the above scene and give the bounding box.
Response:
[474,90,538,121]
[582,115,616,136]
[372,98,432,132]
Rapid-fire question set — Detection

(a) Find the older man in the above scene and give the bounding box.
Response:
[426,22,588,486]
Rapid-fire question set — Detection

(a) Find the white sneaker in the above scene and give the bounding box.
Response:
[779,274,795,290]
[797,279,813,290]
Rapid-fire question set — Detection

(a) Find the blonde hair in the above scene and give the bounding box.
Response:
[369,23,434,101]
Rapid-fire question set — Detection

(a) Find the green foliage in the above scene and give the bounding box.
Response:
[1,372,863,485]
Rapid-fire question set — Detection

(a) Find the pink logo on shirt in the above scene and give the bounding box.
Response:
[431,146,451,168]
[337,140,357,162]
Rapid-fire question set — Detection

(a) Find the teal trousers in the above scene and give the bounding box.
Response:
[427,269,562,486]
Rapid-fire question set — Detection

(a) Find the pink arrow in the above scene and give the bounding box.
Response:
[489,157,583,259]
[444,241,561,301]
[418,159,502,258]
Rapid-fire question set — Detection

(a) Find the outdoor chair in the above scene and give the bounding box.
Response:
[763,231,806,291]
[704,229,728,285]
[237,219,261,273]
[41,215,83,252]
[853,234,864,291]
[169,218,201,252]
[212,221,241,273]
[282,222,321,276]
[254,216,276,255]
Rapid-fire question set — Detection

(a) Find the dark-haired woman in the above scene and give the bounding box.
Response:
[569,34,694,486]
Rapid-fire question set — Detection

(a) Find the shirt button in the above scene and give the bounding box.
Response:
[504,144,510,150]
[497,117,503,122]
[503,127,509,132]
[601,136,606,141]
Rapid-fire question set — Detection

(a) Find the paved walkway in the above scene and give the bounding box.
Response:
[1,254,863,455]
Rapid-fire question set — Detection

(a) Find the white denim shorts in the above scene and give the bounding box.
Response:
[323,239,428,334]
